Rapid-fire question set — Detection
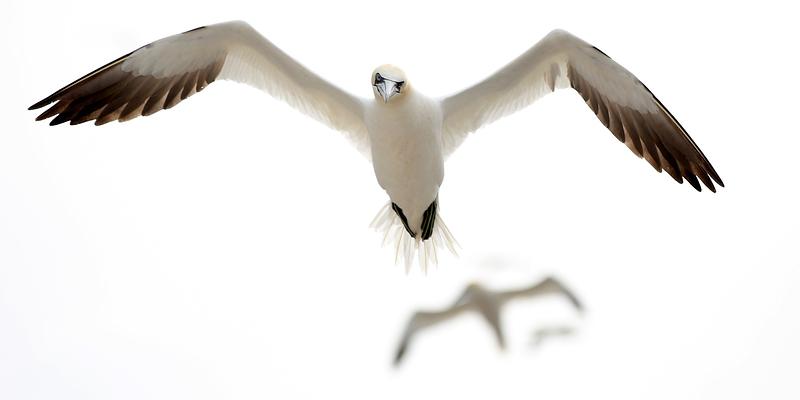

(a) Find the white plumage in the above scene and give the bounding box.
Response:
[30,21,723,270]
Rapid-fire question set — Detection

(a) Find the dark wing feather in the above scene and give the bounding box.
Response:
[28,21,371,155]
[568,55,723,192]
[29,43,225,126]
[441,30,723,192]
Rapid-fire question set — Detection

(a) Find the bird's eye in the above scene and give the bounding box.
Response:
[396,81,404,91]
[374,74,384,85]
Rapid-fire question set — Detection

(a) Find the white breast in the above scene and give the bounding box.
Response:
[366,91,445,230]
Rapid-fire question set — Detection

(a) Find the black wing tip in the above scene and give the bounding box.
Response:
[393,343,407,366]
[49,116,68,126]
[683,172,723,193]
[29,98,53,111]
[685,175,702,192]
[698,166,724,192]
[630,73,727,192]
[704,179,717,193]
[710,171,725,188]
[705,181,722,192]
[28,47,139,118]
[546,277,584,313]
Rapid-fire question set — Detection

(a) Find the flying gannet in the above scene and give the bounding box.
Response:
[29,21,724,269]
[392,277,582,365]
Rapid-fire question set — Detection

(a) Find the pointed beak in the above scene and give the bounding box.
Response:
[375,80,398,103]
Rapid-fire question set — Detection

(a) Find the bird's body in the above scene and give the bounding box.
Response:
[29,21,723,269]
[367,85,444,239]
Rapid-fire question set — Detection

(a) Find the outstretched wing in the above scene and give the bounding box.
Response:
[441,30,722,192]
[393,284,504,366]
[29,21,369,153]
[497,277,584,312]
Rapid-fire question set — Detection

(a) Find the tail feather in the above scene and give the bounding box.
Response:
[370,203,458,272]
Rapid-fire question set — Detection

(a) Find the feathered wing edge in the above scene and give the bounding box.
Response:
[28,21,371,157]
[440,30,723,192]
[370,203,459,272]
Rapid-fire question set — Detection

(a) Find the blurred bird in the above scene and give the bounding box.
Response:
[29,21,723,269]
[392,277,582,365]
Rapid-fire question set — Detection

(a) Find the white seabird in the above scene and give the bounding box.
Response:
[29,21,724,269]
[392,277,582,365]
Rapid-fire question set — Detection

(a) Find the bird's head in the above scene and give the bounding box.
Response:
[371,65,408,104]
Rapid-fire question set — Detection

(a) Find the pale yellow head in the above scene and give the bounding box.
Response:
[371,65,408,104]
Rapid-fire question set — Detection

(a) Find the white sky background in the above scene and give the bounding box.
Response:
[2,1,799,399]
